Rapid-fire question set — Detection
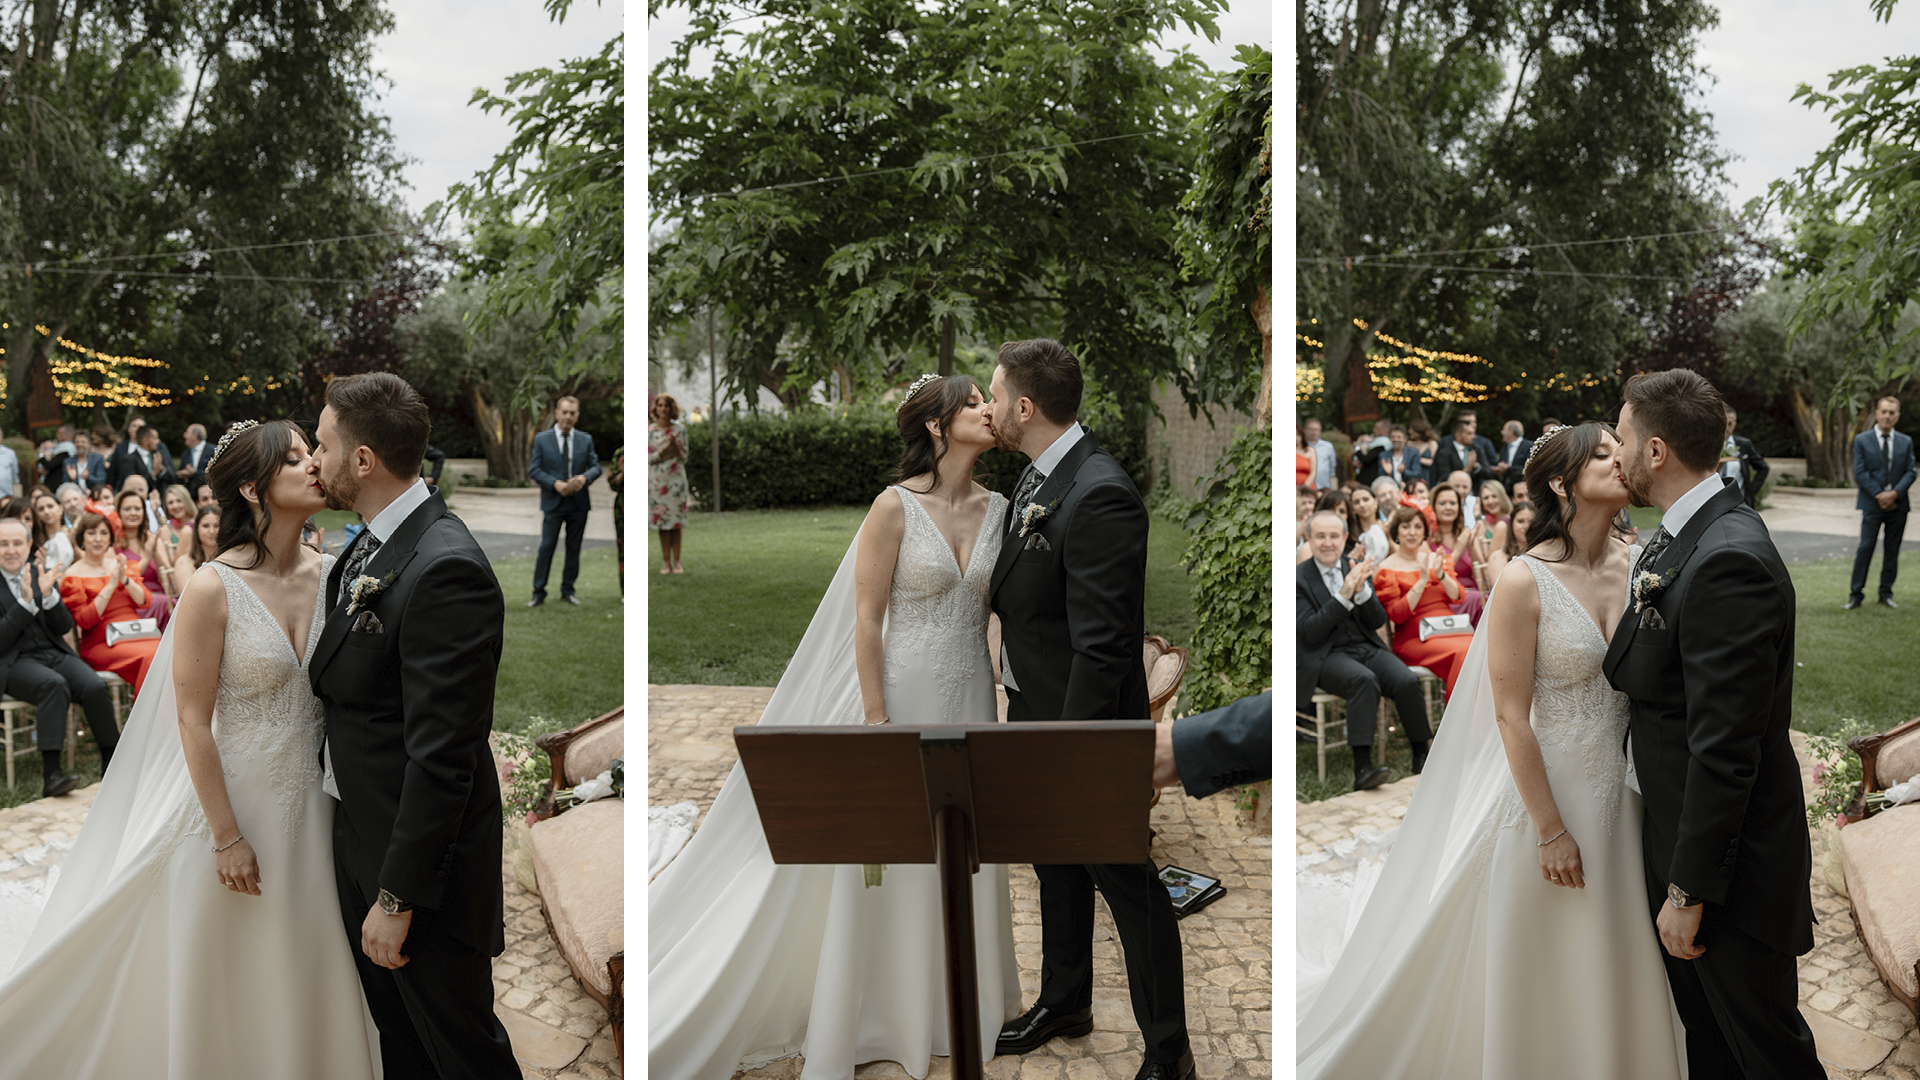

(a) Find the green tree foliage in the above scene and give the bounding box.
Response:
[1179,426,1270,712]
[0,0,410,433]
[445,0,622,405]
[1297,0,1728,426]
[1176,44,1272,414]
[648,0,1221,418]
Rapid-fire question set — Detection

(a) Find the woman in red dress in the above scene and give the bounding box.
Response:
[60,511,162,694]
[1372,504,1473,695]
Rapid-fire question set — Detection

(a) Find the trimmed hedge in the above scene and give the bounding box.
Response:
[683,407,1146,510]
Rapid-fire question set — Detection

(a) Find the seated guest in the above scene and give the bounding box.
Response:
[169,506,220,583]
[1151,691,1273,796]
[1400,476,1437,535]
[1483,500,1534,599]
[156,483,194,594]
[1445,469,1479,530]
[1511,478,1530,507]
[1429,484,1483,622]
[1471,479,1512,569]
[112,491,172,627]
[61,512,163,695]
[0,518,118,797]
[194,484,217,511]
[29,488,74,575]
[1295,484,1319,555]
[85,423,115,488]
[1298,489,1351,564]
[56,482,87,531]
[1299,509,1432,791]
[1348,483,1389,565]
[1373,505,1472,696]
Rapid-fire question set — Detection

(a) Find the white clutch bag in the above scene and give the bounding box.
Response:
[1417,613,1473,641]
[106,618,161,647]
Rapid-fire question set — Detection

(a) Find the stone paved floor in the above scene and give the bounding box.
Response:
[648,684,1274,1079]
[0,784,619,1080]
[1295,730,1920,1079]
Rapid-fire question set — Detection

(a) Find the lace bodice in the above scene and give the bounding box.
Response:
[1516,553,1633,832]
[882,487,1004,711]
[206,558,331,838]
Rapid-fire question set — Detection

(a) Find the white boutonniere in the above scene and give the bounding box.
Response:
[1016,498,1060,538]
[1632,568,1677,612]
[346,571,397,616]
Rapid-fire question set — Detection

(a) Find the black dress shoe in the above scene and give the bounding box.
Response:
[1844,597,1863,610]
[1880,596,1900,609]
[1353,765,1391,791]
[42,771,79,798]
[1410,748,1429,776]
[562,594,583,606]
[526,596,545,608]
[996,1004,1092,1055]
[1134,1050,1196,1080]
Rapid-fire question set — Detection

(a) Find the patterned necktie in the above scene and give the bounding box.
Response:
[341,530,382,585]
[1636,526,1673,578]
[1010,466,1043,530]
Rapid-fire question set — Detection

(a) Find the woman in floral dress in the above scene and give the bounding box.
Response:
[650,394,691,574]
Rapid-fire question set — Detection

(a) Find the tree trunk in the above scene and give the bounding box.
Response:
[1340,333,1380,430]
[1787,382,1851,482]
[1252,285,1273,428]
[467,383,535,480]
[938,314,955,377]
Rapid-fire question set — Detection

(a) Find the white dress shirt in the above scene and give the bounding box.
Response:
[1659,472,1728,539]
[1318,557,1373,609]
[1,566,59,611]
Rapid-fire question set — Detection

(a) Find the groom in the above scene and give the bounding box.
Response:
[985,339,1192,1080]
[308,373,520,1080]
[1605,369,1822,1080]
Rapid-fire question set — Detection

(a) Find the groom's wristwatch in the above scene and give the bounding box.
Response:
[1667,883,1699,909]
[378,888,414,915]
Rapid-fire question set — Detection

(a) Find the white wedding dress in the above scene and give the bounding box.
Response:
[0,558,378,1079]
[649,486,1021,1080]
[1297,552,1684,1079]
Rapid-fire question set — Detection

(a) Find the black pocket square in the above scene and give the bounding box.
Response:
[1023,534,1052,551]
[351,611,385,634]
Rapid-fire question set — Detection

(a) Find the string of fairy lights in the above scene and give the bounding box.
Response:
[1296,318,1611,404]
[0,323,297,409]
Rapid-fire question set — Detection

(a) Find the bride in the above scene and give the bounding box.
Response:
[649,373,1021,1079]
[1297,422,1684,1079]
[0,420,377,1078]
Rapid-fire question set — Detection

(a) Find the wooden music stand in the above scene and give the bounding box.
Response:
[734,720,1156,1080]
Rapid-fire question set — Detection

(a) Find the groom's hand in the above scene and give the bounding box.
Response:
[362,904,413,970]
[1151,721,1179,790]
[1657,901,1705,960]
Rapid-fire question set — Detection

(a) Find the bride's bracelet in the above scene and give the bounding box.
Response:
[213,834,245,853]
[1535,827,1568,847]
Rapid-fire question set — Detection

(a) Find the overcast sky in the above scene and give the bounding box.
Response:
[1697,0,1920,220]
[373,0,625,222]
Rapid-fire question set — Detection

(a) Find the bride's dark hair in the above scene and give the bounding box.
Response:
[894,374,980,495]
[1521,421,1616,564]
[207,420,304,571]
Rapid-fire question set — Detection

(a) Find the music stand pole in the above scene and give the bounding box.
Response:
[921,729,982,1078]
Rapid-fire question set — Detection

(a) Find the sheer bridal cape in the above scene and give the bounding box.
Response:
[649,495,1020,1080]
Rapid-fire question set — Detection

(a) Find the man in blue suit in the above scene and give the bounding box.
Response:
[526,395,601,607]
[1848,395,1915,609]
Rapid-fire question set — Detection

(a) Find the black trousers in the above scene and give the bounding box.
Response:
[533,505,588,598]
[1850,505,1907,600]
[8,647,117,756]
[1006,689,1189,1063]
[1642,858,1822,1080]
[1315,643,1430,748]
[334,810,518,1080]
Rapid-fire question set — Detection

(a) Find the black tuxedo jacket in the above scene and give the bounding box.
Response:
[1296,556,1390,714]
[1495,437,1532,490]
[1731,435,1769,508]
[988,430,1150,721]
[1432,435,1498,487]
[108,442,175,489]
[1171,691,1272,799]
[310,492,507,954]
[0,566,78,687]
[1602,480,1814,956]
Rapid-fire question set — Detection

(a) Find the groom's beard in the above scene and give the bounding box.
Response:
[1619,458,1653,507]
[321,466,360,514]
[992,413,1024,454]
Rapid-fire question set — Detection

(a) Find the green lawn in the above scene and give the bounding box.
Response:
[0,547,622,809]
[648,507,1197,686]
[1297,554,1920,802]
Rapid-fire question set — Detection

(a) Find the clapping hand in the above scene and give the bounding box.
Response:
[111,552,128,584]
[1340,554,1376,599]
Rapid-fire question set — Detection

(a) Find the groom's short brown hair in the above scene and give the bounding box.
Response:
[1622,368,1725,473]
[325,372,430,479]
[996,339,1082,425]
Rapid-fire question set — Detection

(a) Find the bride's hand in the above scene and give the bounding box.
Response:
[1538,831,1584,889]
[216,837,262,896]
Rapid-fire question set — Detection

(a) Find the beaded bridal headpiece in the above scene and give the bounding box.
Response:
[205,419,262,472]
[895,373,942,414]
[1521,423,1570,472]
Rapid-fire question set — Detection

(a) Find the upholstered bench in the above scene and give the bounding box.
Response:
[1839,717,1920,1018]
[529,707,625,1061]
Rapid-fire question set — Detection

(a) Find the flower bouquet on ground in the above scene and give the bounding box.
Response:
[1806,719,1886,828]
